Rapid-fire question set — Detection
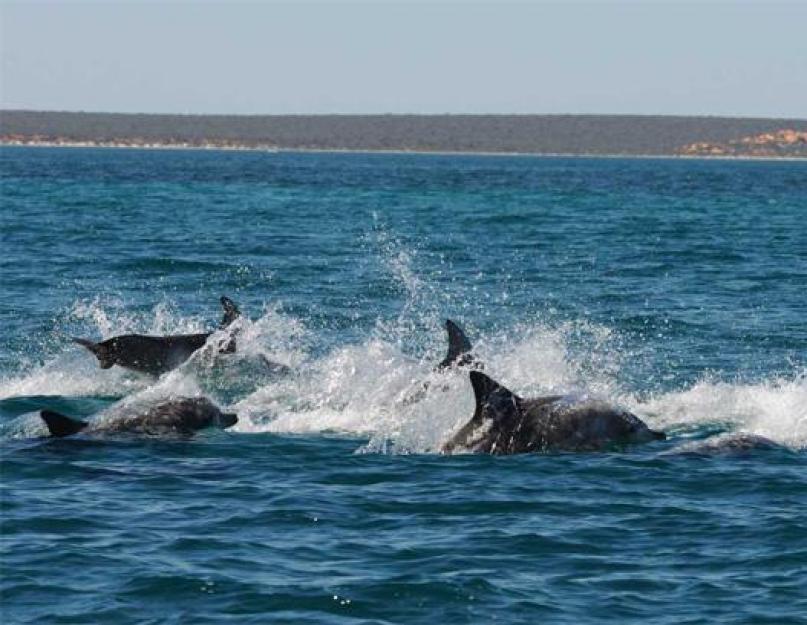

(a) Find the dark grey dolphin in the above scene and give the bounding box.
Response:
[402,320,483,405]
[436,319,482,371]
[39,397,238,438]
[669,433,782,456]
[443,371,665,454]
[72,296,240,375]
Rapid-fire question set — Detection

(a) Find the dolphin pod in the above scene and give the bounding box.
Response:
[39,397,237,438]
[72,296,241,376]
[30,311,792,454]
[63,309,793,455]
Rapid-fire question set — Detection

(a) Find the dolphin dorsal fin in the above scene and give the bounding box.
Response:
[469,371,520,421]
[219,296,241,329]
[438,319,473,369]
[40,410,89,438]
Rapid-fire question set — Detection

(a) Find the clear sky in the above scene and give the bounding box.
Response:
[1,1,805,117]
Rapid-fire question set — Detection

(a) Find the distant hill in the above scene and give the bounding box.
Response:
[1,110,806,157]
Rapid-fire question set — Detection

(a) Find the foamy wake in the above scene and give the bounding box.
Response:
[232,328,807,453]
[635,375,807,449]
[1,297,805,451]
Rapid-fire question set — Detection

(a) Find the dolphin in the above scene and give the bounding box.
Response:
[38,397,238,438]
[667,433,782,456]
[436,319,482,371]
[443,371,665,454]
[402,319,483,405]
[72,296,241,375]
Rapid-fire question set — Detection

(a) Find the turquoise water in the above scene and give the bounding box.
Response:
[1,147,805,624]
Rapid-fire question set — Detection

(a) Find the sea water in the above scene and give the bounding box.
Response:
[1,147,805,624]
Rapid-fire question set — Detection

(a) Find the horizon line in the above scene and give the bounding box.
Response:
[3,109,806,122]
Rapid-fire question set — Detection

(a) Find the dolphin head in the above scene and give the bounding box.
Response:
[622,412,666,443]
[217,411,239,429]
[187,398,238,430]
[584,406,665,445]
[148,397,239,432]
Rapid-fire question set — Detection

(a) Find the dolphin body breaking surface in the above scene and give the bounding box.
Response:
[443,371,665,454]
[401,319,483,405]
[72,296,240,376]
[667,433,783,456]
[39,397,238,438]
[436,319,482,371]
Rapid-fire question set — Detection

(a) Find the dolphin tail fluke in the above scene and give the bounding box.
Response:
[219,296,241,328]
[40,410,89,438]
[469,371,520,419]
[71,337,102,355]
[438,319,474,370]
[71,337,114,369]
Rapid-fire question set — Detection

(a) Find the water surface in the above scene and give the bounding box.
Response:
[1,147,805,624]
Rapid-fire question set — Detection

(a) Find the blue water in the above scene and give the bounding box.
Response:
[1,147,805,624]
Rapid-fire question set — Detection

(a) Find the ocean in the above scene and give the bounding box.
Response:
[1,147,805,624]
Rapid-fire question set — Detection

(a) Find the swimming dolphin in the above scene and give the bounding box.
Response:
[402,319,483,405]
[667,433,782,456]
[39,397,238,438]
[436,319,482,371]
[72,296,240,375]
[443,371,665,454]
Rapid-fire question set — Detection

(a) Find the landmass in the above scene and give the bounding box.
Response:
[678,129,807,158]
[1,111,806,158]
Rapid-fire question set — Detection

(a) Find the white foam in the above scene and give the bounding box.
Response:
[2,294,805,452]
[635,373,807,449]
[231,320,637,452]
[231,320,806,452]
[0,351,149,400]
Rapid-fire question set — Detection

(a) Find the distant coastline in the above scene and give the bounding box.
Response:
[5,140,807,163]
[2,111,806,158]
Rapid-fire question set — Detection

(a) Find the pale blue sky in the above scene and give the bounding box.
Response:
[1,1,805,117]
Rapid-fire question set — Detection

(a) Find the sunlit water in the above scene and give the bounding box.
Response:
[1,147,805,624]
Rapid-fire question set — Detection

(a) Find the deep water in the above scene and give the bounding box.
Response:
[1,147,805,624]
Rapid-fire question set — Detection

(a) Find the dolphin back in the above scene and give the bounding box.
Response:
[438,319,475,370]
[443,371,522,453]
[447,371,664,455]
[40,410,89,438]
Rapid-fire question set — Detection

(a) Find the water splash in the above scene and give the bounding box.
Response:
[636,372,807,449]
[231,317,806,452]
[2,235,805,451]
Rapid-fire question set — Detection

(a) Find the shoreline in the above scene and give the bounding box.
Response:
[1,140,805,162]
